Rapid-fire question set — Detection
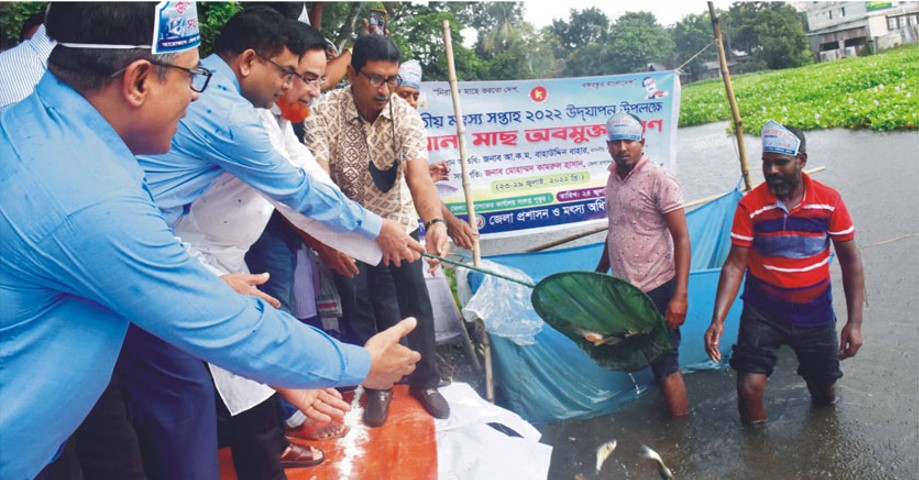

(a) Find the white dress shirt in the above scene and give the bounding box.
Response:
[0,25,55,108]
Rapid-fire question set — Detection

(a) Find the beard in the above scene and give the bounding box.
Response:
[276,97,310,123]
[766,172,801,197]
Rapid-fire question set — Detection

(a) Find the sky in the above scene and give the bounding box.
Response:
[521,0,737,28]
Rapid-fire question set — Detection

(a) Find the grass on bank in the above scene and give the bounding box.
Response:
[680,45,919,133]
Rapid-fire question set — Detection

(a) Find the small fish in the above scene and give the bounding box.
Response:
[595,439,617,471]
[641,444,674,480]
[575,328,640,347]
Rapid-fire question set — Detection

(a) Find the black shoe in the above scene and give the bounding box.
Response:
[363,388,393,427]
[410,387,450,419]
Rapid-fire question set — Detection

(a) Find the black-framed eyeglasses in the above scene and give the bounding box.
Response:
[150,60,212,93]
[109,60,213,93]
[359,70,401,89]
[294,72,327,89]
[255,52,298,84]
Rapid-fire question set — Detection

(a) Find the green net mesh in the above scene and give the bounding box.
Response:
[531,271,673,372]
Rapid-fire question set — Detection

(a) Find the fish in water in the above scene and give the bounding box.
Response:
[641,444,674,479]
[595,439,617,472]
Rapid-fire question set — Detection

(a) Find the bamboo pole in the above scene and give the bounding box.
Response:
[708,1,753,192]
[525,166,828,253]
[442,19,494,402]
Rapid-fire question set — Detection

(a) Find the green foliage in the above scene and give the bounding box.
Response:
[548,7,609,59]
[197,2,242,57]
[605,11,674,74]
[723,2,811,69]
[0,1,45,49]
[680,46,919,132]
[671,13,716,77]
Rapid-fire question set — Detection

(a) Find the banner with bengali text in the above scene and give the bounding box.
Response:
[418,71,681,239]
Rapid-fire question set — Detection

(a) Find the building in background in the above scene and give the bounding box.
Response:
[805,1,919,61]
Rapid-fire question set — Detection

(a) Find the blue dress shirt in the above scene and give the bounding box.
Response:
[0,73,371,480]
[137,54,383,238]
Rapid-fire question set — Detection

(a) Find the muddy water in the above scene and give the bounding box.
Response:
[480,123,919,479]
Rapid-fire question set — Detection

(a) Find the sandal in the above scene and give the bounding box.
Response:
[279,444,324,468]
[286,421,350,441]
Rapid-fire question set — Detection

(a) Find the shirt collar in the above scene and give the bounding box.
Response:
[34,72,146,186]
[28,25,56,68]
[771,172,812,214]
[201,54,242,96]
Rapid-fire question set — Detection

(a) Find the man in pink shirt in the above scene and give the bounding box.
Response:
[595,112,691,417]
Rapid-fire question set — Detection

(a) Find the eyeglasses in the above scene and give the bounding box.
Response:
[359,70,401,89]
[150,60,212,93]
[293,72,327,89]
[255,52,298,84]
[109,60,213,93]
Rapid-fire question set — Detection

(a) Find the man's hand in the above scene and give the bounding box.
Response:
[315,244,359,278]
[362,317,422,390]
[424,222,450,275]
[704,321,724,362]
[664,294,688,330]
[220,272,280,308]
[273,387,350,424]
[839,322,863,359]
[446,215,477,250]
[375,219,423,267]
[428,161,449,182]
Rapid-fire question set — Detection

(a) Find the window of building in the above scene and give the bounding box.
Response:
[828,10,833,20]
[888,16,898,30]
[908,14,918,26]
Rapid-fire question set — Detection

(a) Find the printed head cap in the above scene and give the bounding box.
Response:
[761,120,801,156]
[56,1,200,55]
[605,111,644,141]
[398,60,422,90]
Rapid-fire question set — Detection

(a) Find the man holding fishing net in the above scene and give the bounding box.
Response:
[595,111,691,418]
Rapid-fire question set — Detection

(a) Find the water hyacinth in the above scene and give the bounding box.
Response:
[680,45,918,132]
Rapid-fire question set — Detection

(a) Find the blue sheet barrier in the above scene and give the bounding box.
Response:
[472,189,746,423]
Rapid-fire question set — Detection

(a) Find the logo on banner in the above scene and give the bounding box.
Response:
[529,86,548,103]
[475,214,485,230]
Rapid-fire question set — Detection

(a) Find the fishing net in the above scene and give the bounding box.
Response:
[530,271,673,372]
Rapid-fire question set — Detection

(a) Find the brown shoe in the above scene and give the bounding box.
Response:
[279,444,324,468]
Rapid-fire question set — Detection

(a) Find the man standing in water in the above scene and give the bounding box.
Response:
[704,121,865,425]
[595,111,690,418]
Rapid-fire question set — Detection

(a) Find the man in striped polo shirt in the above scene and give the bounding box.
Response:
[704,121,865,425]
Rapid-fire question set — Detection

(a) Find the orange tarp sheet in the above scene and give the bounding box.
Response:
[219,385,437,480]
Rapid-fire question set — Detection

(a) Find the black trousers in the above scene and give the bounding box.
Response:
[334,231,440,389]
[35,373,146,480]
[216,393,288,480]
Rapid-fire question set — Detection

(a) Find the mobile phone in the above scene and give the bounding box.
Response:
[369,8,387,36]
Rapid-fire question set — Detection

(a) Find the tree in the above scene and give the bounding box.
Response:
[723,1,812,69]
[548,7,610,58]
[605,11,674,74]
[670,12,716,78]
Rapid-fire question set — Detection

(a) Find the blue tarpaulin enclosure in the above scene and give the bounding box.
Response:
[465,189,745,423]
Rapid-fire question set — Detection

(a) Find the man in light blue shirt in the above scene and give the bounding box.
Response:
[0,4,420,479]
[124,7,424,478]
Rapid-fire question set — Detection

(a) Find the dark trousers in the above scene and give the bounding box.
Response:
[245,211,302,314]
[36,372,147,480]
[335,231,439,389]
[216,393,287,480]
[116,325,218,480]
